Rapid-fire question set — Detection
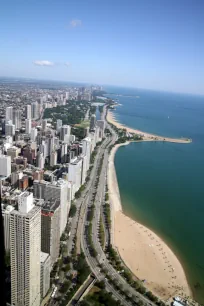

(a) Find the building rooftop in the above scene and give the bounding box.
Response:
[40,252,50,263]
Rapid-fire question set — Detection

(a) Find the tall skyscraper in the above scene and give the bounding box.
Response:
[61,143,68,163]
[40,199,60,266]
[36,152,44,169]
[40,252,50,299]
[5,123,15,137]
[10,192,41,306]
[31,127,38,142]
[33,180,69,235]
[13,109,22,129]
[42,119,47,131]
[50,151,57,167]
[2,205,15,251]
[31,101,39,119]
[25,119,32,134]
[90,114,96,130]
[68,158,82,194]
[5,106,13,123]
[60,125,71,141]
[56,119,62,132]
[0,155,11,177]
[25,105,32,119]
[82,137,91,173]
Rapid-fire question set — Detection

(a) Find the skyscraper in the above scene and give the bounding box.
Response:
[25,119,32,134]
[50,151,57,167]
[31,101,39,120]
[82,137,91,173]
[5,106,13,123]
[56,119,62,132]
[42,119,47,131]
[31,127,38,142]
[40,199,60,266]
[10,192,41,306]
[13,109,22,129]
[36,152,44,169]
[0,155,11,177]
[33,180,69,235]
[60,125,71,141]
[25,105,32,119]
[5,123,15,137]
[2,205,15,251]
[90,114,96,130]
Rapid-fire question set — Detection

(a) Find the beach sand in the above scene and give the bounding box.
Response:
[108,142,192,301]
[107,109,191,144]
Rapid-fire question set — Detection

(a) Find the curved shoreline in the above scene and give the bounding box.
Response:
[107,109,192,144]
[107,124,192,301]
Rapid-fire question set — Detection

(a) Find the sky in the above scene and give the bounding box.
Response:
[0,0,204,95]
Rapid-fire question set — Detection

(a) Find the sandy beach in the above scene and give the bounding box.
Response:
[108,142,192,301]
[107,109,191,144]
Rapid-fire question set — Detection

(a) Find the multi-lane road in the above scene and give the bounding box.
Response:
[80,122,158,306]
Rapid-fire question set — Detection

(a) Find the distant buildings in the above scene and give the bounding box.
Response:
[10,192,41,306]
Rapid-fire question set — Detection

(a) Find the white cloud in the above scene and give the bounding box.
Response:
[65,62,70,67]
[33,60,54,66]
[70,19,82,27]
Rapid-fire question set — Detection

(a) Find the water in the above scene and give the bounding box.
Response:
[104,86,204,304]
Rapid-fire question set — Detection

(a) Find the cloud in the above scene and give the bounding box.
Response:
[70,19,82,27]
[33,60,54,66]
[65,62,70,67]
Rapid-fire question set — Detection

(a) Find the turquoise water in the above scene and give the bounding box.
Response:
[104,86,204,304]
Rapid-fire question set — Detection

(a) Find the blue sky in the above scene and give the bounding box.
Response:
[0,0,203,94]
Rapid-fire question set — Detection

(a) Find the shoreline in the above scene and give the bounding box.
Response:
[107,127,192,301]
[107,109,192,144]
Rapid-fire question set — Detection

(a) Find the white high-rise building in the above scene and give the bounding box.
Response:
[40,252,50,299]
[81,155,87,185]
[37,152,44,169]
[0,155,11,177]
[10,192,41,306]
[68,158,82,194]
[56,119,62,132]
[60,125,71,141]
[31,127,38,142]
[82,137,91,172]
[5,123,15,137]
[13,109,21,129]
[25,119,32,134]
[6,106,13,122]
[50,151,57,167]
[25,105,32,119]
[2,205,15,251]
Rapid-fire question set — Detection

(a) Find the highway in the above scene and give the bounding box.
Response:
[80,120,158,306]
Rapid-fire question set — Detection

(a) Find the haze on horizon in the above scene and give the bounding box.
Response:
[0,0,203,95]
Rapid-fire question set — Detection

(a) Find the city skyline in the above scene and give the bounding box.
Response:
[0,0,204,95]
